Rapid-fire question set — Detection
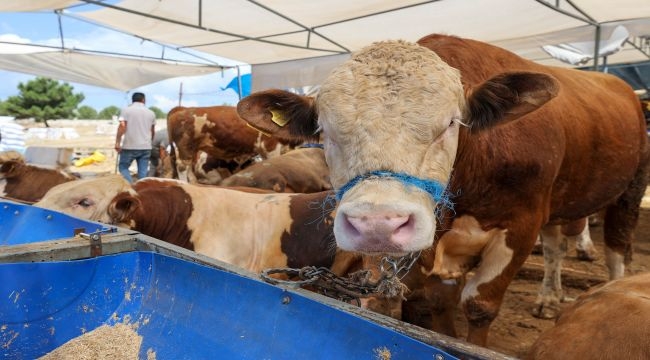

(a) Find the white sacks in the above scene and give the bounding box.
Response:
[0,117,26,154]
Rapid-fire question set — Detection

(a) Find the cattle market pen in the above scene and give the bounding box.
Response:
[0,199,512,360]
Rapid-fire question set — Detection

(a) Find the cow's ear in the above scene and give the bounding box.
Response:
[465,72,559,133]
[108,192,140,224]
[237,89,319,141]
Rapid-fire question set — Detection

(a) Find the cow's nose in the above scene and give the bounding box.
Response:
[342,213,415,248]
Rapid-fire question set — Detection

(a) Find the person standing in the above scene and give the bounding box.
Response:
[115,92,156,183]
[148,128,170,177]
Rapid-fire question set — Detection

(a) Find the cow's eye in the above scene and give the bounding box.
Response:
[78,198,93,207]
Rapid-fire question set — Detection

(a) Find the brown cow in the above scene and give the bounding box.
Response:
[0,160,78,203]
[526,272,650,360]
[237,34,650,345]
[167,105,303,184]
[220,147,332,193]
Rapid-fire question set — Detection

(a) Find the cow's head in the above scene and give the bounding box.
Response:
[35,174,134,223]
[0,160,24,179]
[238,40,558,255]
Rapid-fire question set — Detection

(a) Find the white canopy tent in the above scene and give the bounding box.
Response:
[0,43,225,91]
[2,0,650,91]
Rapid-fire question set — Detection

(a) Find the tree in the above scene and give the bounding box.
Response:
[3,77,84,126]
[98,106,121,120]
[0,101,9,116]
[77,105,98,120]
[149,106,165,119]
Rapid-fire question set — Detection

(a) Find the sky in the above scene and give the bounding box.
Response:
[0,7,251,113]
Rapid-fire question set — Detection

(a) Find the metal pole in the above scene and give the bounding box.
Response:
[236,66,243,100]
[178,82,183,106]
[593,25,601,71]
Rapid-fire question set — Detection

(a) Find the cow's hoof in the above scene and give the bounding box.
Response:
[531,303,560,319]
[576,249,597,262]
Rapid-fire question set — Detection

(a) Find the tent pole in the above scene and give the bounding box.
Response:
[593,25,601,71]
[178,82,183,106]
[237,66,243,100]
[56,10,65,49]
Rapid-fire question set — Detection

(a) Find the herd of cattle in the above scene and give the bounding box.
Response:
[2,33,650,359]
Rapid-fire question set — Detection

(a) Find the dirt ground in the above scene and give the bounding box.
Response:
[20,121,650,359]
[467,209,650,358]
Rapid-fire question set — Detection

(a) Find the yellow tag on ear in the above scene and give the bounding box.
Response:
[270,109,290,127]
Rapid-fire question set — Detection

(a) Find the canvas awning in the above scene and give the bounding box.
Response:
[0,43,224,91]
[2,1,650,90]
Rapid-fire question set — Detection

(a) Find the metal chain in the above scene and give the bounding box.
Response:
[260,252,421,304]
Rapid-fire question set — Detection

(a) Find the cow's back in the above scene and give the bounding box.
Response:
[526,272,650,359]
[419,34,648,223]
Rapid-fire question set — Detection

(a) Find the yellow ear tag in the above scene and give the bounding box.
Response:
[270,109,290,127]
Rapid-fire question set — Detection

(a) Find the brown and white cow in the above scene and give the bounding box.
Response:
[526,272,650,360]
[220,147,332,193]
[237,34,650,345]
[0,160,78,203]
[167,105,303,184]
[39,176,339,273]
[34,174,132,222]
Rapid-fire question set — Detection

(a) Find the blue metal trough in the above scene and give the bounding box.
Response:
[0,199,510,360]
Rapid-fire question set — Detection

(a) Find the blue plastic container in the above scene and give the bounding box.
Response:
[0,251,458,359]
[0,201,112,246]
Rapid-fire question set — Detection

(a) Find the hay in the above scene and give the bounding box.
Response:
[39,323,143,360]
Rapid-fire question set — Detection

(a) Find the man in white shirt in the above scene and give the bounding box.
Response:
[115,92,156,183]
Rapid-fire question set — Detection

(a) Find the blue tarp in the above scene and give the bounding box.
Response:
[221,73,251,99]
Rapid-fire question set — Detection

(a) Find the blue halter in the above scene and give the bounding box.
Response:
[335,170,454,214]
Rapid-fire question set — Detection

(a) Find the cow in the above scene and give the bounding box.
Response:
[220,147,332,193]
[167,105,303,184]
[526,272,650,360]
[236,34,650,346]
[37,176,339,274]
[34,174,132,222]
[0,160,78,203]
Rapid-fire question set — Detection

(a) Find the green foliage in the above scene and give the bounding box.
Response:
[0,101,9,116]
[3,77,84,123]
[98,105,121,120]
[149,106,165,119]
[76,105,98,119]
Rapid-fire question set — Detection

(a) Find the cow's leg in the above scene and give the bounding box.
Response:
[175,158,191,182]
[532,224,567,319]
[426,215,541,346]
[602,156,649,280]
[564,217,597,261]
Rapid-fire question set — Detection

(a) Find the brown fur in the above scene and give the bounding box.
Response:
[0,160,77,202]
[220,147,331,193]
[167,105,303,184]
[108,186,195,250]
[526,272,650,360]
[236,34,650,346]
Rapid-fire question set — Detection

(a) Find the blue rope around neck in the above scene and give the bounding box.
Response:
[335,170,454,213]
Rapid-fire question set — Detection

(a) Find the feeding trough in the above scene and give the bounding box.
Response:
[0,200,511,360]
